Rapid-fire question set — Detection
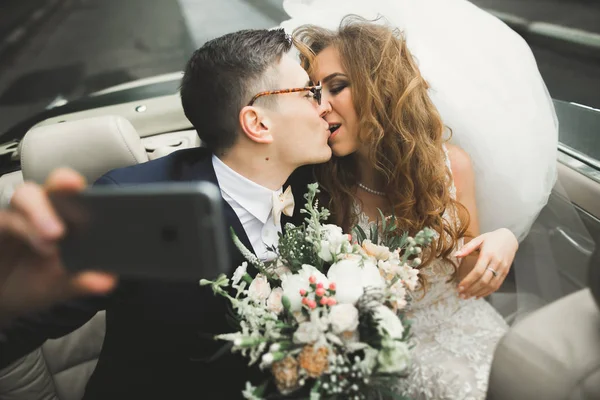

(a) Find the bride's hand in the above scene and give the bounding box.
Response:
[454,228,518,299]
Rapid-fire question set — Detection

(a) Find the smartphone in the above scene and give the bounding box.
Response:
[49,182,231,282]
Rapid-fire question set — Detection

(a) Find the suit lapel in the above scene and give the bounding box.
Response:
[178,150,317,267]
[179,149,255,268]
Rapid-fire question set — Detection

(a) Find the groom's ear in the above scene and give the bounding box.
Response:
[239,106,274,144]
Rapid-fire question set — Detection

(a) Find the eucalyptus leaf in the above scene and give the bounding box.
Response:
[354,224,368,244]
[378,208,387,233]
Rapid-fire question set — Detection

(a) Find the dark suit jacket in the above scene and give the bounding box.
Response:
[0,148,311,399]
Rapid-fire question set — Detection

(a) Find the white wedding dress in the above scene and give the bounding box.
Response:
[280,0,559,243]
[357,148,509,399]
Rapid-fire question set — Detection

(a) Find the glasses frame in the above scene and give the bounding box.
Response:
[247,82,322,106]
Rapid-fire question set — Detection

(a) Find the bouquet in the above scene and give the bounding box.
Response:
[201,183,435,399]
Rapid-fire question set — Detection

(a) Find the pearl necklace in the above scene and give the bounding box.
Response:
[358,182,386,196]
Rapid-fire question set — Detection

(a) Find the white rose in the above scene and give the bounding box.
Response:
[267,287,284,314]
[326,259,365,305]
[327,258,384,305]
[280,275,307,312]
[373,305,404,339]
[322,224,344,241]
[340,253,363,262]
[362,239,391,261]
[328,304,359,335]
[300,264,329,285]
[248,274,271,303]
[317,240,334,263]
[317,224,351,262]
[281,265,329,312]
[232,262,248,286]
[361,258,387,289]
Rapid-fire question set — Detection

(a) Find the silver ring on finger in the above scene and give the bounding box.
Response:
[486,267,499,278]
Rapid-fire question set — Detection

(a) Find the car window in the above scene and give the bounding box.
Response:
[0,0,288,140]
[555,100,600,168]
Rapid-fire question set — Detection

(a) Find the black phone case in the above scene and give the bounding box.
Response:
[49,182,230,282]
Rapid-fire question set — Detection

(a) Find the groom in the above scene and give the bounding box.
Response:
[0,28,331,399]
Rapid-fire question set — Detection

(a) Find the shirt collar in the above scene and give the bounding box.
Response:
[212,155,281,224]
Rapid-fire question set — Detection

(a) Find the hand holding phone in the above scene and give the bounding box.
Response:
[50,182,231,282]
[1,168,116,326]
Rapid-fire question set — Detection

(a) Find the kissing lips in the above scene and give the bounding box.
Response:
[328,123,341,141]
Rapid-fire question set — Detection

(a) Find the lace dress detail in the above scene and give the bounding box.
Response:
[355,146,508,399]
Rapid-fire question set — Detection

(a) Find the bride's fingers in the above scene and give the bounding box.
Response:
[473,279,498,298]
[472,260,505,298]
[475,280,502,299]
[458,253,490,294]
[454,235,484,258]
[464,268,494,299]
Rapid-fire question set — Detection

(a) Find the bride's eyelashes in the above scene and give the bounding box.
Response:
[328,81,349,95]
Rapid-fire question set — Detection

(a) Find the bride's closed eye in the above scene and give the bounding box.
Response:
[328,81,349,95]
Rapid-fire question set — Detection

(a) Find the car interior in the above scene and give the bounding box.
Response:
[0,95,598,399]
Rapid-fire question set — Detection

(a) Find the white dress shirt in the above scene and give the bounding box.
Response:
[212,155,282,262]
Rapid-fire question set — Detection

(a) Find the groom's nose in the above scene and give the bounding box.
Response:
[317,97,332,117]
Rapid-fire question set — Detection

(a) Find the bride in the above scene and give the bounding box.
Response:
[282,2,559,398]
[280,0,558,244]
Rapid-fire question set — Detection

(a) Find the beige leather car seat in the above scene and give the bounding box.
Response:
[20,115,148,185]
[0,115,148,400]
[487,242,600,400]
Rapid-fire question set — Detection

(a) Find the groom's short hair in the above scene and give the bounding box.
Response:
[180,29,292,154]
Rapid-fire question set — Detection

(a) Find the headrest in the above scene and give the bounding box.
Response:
[21,115,149,184]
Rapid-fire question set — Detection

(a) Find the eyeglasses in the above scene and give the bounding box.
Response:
[247,81,322,106]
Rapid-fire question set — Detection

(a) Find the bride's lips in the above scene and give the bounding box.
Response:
[328,123,342,141]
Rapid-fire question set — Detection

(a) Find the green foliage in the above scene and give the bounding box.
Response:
[273,225,320,272]
[352,211,408,252]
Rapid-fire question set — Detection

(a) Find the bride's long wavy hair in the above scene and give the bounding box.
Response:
[293,16,470,280]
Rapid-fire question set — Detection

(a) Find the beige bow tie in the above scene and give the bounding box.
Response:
[272,186,295,227]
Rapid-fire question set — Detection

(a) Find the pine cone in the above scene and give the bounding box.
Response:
[298,345,329,378]
[272,356,300,394]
